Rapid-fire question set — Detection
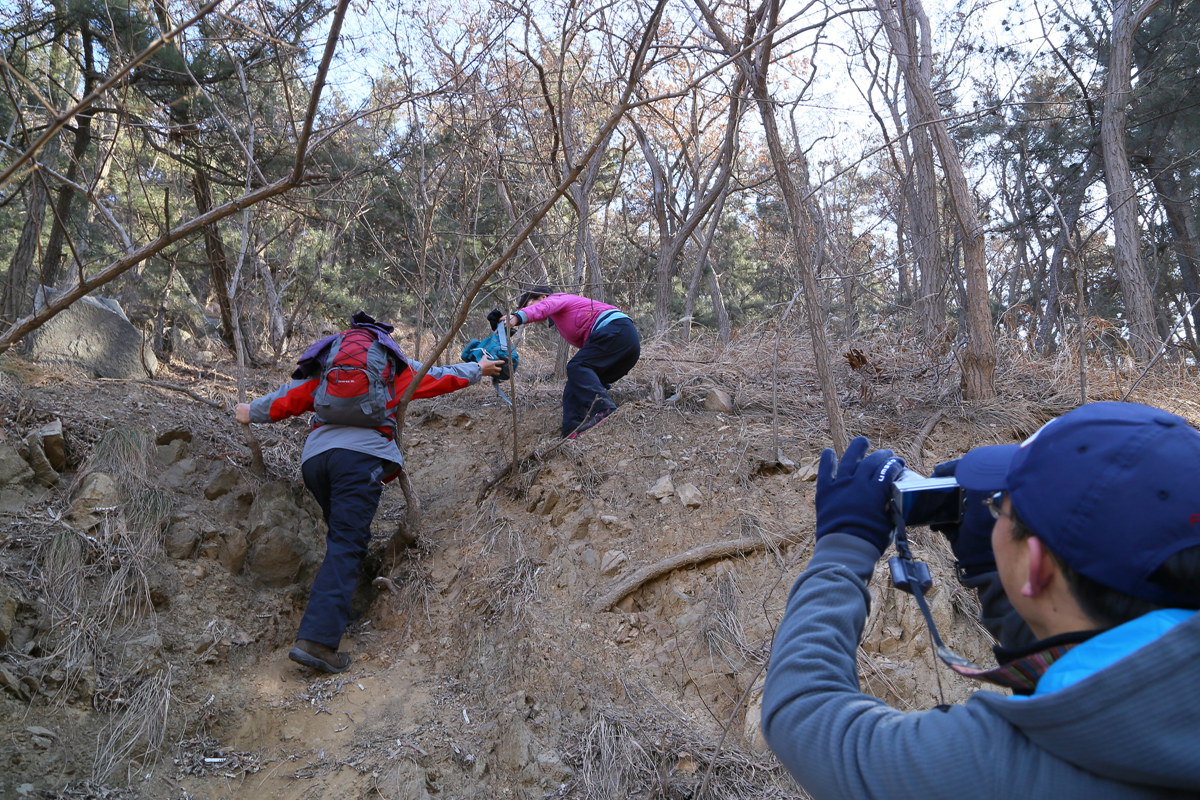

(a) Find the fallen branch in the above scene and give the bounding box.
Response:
[97,378,222,408]
[590,534,790,613]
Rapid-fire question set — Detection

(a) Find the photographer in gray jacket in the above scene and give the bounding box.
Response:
[762,401,1200,798]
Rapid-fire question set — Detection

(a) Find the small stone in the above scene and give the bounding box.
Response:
[600,551,627,575]
[703,387,735,413]
[677,483,703,508]
[647,475,674,499]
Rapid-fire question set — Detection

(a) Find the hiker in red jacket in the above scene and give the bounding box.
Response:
[236,312,501,673]
[505,286,640,439]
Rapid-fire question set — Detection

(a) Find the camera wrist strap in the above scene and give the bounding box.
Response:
[891,529,986,672]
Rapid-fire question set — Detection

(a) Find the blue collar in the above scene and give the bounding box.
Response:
[1029,609,1195,697]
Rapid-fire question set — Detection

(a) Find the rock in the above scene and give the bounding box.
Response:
[0,443,41,511]
[120,632,164,673]
[0,443,36,488]
[25,287,157,378]
[0,665,31,700]
[380,761,431,800]
[702,387,735,413]
[538,489,561,516]
[35,419,66,469]
[217,530,249,575]
[163,523,200,559]
[204,465,242,500]
[677,483,703,508]
[494,714,536,776]
[0,587,16,648]
[156,438,189,465]
[600,551,627,575]
[796,457,820,481]
[22,432,59,486]
[647,475,675,499]
[160,325,191,356]
[68,471,119,526]
[743,686,769,754]
[73,471,120,508]
[155,428,192,446]
[580,547,600,569]
[245,526,312,586]
[243,482,321,586]
[159,457,201,490]
[535,750,573,783]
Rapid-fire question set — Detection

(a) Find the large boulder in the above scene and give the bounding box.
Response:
[25,287,158,379]
[244,482,323,587]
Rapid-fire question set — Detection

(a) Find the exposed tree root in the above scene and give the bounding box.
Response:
[590,534,789,613]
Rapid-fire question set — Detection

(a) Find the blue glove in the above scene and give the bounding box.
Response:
[815,436,905,554]
[930,459,997,578]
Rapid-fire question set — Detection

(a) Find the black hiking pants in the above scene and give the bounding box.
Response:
[298,448,385,649]
[562,317,640,437]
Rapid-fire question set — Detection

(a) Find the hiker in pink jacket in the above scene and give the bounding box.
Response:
[505,286,640,438]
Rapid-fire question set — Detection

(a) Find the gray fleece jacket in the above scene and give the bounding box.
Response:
[761,534,1200,799]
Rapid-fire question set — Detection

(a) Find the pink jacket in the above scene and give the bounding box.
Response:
[516,293,619,349]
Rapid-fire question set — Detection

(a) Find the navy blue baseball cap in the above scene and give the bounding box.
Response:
[956,401,1200,605]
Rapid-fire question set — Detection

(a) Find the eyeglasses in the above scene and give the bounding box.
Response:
[983,491,1013,521]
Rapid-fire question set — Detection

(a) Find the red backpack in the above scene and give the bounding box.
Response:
[312,328,399,434]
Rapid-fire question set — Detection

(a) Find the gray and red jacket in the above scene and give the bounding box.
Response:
[247,357,482,479]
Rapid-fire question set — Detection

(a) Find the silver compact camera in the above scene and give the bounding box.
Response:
[890,469,964,528]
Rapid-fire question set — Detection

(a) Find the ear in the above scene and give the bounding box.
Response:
[1020,536,1057,598]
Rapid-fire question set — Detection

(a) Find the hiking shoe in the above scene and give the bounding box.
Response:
[289,639,351,673]
[566,408,613,440]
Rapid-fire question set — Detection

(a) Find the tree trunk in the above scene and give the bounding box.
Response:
[42,25,97,289]
[875,0,996,400]
[683,187,731,341]
[1100,0,1163,359]
[3,169,52,322]
[750,6,848,452]
[706,266,731,343]
[1151,165,1200,356]
[692,0,848,450]
[190,166,236,349]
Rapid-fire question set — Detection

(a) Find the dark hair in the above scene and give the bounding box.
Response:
[1010,514,1200,629]
[516,285,553,309]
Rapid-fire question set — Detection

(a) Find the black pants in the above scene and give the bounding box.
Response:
[298,448,385,649]
[562,317,640,437]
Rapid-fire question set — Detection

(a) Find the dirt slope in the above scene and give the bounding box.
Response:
[2,333,1193,800]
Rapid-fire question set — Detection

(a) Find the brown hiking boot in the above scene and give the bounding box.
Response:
[288,639,351,674]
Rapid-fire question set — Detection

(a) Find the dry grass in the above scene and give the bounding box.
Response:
[567,701,799,800]
[702,571,758,672]
[472,556,545,630]
[29,426,180,781]
[92,668,173,782]
[83,428,154,487]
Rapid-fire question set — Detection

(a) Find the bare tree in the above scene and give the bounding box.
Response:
[692,0,850,452]
[1100,0,1162,359]
[873,0,996,401]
